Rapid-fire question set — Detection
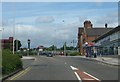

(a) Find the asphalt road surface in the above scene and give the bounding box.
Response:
[9,56,119,81]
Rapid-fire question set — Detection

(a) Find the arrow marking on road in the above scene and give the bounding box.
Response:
[70,66,100,82]
[70,66,79,70]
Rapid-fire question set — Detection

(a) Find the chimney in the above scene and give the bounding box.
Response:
[91,24,93,28]
[105,23,107,28]
[84,20,92,29]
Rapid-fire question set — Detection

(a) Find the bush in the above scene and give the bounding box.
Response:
[21,50,37,56]
[29,51,37,55]
[2,49,23,75]
[14,52,23,58]
[68,52,81,56]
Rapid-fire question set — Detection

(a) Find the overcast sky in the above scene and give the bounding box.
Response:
[0,2,118,48]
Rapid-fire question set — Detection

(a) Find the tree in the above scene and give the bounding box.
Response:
[49,45,57,51]
[14,40,22,51]
[44,45,57,51]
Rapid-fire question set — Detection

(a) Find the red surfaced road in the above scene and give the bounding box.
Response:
[76,70,100,82]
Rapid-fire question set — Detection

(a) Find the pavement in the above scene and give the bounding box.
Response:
[78,55,120,66]
[21,56,36,68]
[21,56,36,60]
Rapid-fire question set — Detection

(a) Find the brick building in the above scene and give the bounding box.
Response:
[1,37,13,50]
[78,20,113,55]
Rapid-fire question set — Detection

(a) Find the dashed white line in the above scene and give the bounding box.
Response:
[74,72,82,81]
[83,72,100,81]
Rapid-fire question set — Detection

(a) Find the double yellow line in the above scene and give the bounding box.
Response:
[9,67,32,81]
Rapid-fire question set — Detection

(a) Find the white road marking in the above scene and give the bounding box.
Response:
[74,72,82,81]
[65,62,67,64]
[83,78,94,80]
[70,66,78,70]
[83,72,100,81]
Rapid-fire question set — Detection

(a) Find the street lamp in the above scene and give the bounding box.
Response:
[62,20,66,56]
[64,42,66,56]
[0,30,1,49]
[54,29,57,55]
[13,3,16,54]
[85,42,88,57]
[27,39,30,56]
[71,39,77,52]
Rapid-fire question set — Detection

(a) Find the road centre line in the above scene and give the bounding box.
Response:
[9,67,32,80]
[83,72,100,81]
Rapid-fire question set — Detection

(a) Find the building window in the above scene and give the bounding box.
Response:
[110,32,118,41]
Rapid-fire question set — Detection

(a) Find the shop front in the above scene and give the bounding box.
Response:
[83,42,98,57]
[93,26,120,56]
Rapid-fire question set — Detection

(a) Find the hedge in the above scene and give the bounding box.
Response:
[2,49,23,75]
[68,52,81,56]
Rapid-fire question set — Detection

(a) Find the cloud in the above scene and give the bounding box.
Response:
[95,13,118,26]
[2,22,78,48]
[35,16,55,24]
[78,16,87,26]
[2,0,119,2]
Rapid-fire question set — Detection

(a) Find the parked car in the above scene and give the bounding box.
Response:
[46,52,53,57]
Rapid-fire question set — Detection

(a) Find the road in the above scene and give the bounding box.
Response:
[9,56,119,81]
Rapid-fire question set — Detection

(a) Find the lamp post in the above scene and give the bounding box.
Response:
[64,42,66,56]
[54,29,57,55]
[12,3,16,54]
[27,39,30,56]
[85,42,88,57]
[62,20,66,56]
[71,39,77,51]
[0,30,2,52]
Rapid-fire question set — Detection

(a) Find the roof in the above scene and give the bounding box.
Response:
[78,27,113,36]
[37,45,44,49]
[93,26,120,42]
[86,28,113,36]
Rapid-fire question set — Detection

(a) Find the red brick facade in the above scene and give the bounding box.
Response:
[1,37,13,50]
[78,20,113,55]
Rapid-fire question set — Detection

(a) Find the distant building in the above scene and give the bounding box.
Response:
[78,20,113,55]
[1,37,13,50]
[37,45,44,51]
[93,26,120,55]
